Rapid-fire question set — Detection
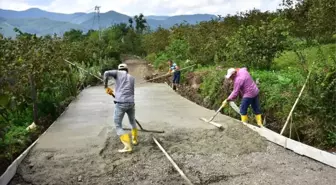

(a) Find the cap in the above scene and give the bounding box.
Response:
[118,63,128,70]
[225,68,236,79]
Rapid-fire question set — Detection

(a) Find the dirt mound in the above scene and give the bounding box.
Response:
[124,59,156,84]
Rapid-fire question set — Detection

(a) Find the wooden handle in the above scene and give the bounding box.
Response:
[153,137,194,185]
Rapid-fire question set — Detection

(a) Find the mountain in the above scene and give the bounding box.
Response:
[0,18,16,38]
[146,15,170,20]
[0,8,94,24]
[0,8,217,38]
[165,14,217,24]
[80,10,130,30]
[5,18,84,36]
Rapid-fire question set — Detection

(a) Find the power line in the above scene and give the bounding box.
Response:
[91,11,96,30]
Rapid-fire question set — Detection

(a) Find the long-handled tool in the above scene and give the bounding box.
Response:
[64,59,115,86]
[65,59,164,134]
[65,59,103,82]
[109,93,164,134]
[153,137,194,185]
[228,101,240,114]
[141,64,196,84]
[199,103,225,129]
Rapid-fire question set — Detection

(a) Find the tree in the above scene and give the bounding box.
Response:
[128,18,133,28]
[225,17,291,70]
[63,29,84,42]
[134,13,148,34]
[142,27,170,54]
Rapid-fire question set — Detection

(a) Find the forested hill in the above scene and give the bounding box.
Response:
[0,8,216,37]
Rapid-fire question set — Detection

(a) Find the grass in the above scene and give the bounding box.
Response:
[273,43,336,70]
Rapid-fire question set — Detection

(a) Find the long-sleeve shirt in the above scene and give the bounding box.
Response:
[103,70,135,103]
[227,67,259,101]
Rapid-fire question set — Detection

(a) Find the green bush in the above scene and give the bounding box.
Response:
[225,17,291,70]
[0,25,127,173]
[2,126,30,161]
[139,4,336,149]
[144,53,157,64]
[153,52,170,70]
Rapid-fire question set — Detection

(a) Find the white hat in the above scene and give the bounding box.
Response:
[118,63,128,70]
[225,68,236,79]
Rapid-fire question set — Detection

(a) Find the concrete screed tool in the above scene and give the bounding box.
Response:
[199,104,225,129]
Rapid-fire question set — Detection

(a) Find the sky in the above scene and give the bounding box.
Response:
[0,0,284,16]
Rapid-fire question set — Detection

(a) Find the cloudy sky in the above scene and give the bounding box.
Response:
[0,0,284,16]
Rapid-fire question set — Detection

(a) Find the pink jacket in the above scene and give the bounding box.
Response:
[227,68,259,101]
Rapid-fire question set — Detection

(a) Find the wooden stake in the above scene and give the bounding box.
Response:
[152,137,194,185]
[29,74,38,125]
[289,115,292,139]
[280,63,314,135]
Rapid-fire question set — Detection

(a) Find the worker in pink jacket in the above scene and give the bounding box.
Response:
[222,67,263,126]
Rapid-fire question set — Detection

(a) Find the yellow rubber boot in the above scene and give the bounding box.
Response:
[118,133,132,153]
[255,114,263,127]
[131,128,138,145]
[241,115,248,123]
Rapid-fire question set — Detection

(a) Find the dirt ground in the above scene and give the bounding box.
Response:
[9,59,336,185]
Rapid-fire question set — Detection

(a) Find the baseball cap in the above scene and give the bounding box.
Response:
[225,68,236,79]
[118,63,128,70]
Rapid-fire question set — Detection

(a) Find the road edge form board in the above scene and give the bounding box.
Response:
[241,123,336,169]
[163,82,336,169]
[0,96,73,185]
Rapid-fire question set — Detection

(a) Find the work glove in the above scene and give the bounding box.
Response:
[221,99,228,107]
[105,87,113,96]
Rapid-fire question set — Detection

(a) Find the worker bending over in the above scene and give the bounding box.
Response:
[167,59,180,90]
[104,63,138,153]
[222,67,263,127]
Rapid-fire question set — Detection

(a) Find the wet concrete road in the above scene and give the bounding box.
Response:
[8,61,336,185]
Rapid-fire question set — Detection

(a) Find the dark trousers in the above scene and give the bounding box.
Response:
[173,71,181,84]
[240,95,261,115]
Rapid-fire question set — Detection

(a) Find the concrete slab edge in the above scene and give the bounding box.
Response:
[243,123,336,169]
[0,88,85,185]
[162,82,336,169]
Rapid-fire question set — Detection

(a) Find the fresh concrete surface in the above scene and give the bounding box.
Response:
[8,61,336,185]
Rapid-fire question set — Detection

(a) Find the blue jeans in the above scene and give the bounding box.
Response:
[114,102,137,136]
[240,95,261,115]
[173,71,181,84]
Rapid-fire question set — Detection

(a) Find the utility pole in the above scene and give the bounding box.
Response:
[94,5,101,40]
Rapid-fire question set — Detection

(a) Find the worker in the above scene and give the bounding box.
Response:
[167,59,180,90]
[222,67,263,127]
[103,63,138,153]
